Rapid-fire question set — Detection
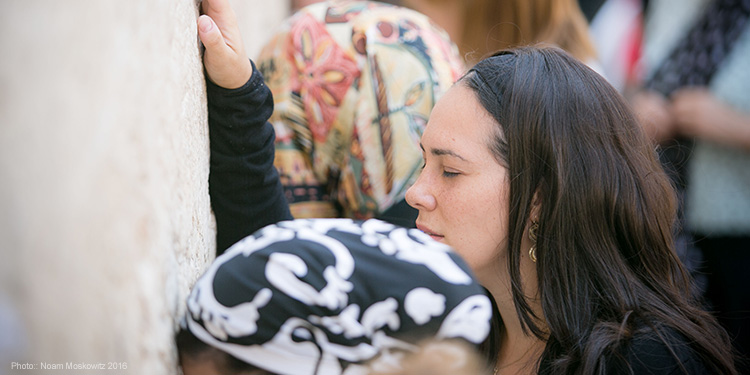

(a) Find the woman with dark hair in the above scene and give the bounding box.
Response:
[405,47,736,373]
[194,0,737,372]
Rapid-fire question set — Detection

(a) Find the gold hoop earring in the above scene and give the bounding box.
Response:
[528,220,538,263]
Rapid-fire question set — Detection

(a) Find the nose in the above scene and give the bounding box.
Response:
[405,171,436,211]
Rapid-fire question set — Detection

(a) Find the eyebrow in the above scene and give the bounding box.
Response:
[419,143,468,161]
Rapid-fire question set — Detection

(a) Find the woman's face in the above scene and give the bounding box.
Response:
[405,84,510,282]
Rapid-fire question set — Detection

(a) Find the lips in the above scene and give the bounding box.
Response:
[416,223,445,242]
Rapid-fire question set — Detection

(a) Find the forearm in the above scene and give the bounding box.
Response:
[670,88,750,152]
[709,109,750,151]
[207,62,292,254]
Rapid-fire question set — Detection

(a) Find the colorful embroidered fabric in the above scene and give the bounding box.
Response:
[257,0,464,219]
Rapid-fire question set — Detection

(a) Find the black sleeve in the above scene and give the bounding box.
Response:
[206,61,292,255]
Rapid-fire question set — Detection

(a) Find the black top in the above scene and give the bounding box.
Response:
[538,324,710,374]
[206,62,292,254]
[607,326,709,374]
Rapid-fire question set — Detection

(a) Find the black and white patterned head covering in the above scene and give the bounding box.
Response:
[185,218,492,375]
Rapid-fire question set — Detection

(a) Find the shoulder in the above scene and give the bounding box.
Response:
[613,325,708,375]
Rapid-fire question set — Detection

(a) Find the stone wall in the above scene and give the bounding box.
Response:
[0,1,289,374]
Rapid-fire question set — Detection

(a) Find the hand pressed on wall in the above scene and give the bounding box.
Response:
[198,0,253,89]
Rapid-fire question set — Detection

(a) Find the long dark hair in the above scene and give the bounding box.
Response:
[463,47,736,374]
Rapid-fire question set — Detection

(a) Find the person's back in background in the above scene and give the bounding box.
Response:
[256,1,464,228]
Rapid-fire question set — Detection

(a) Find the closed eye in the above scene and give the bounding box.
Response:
[442,170,459,178]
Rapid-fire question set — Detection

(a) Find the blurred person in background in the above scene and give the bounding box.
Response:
[629,0,750,371]
[584,0,647,93]
[380,0,598,68]
[254,1,464,233]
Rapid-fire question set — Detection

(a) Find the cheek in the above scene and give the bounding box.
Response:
[445,182,508,273]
